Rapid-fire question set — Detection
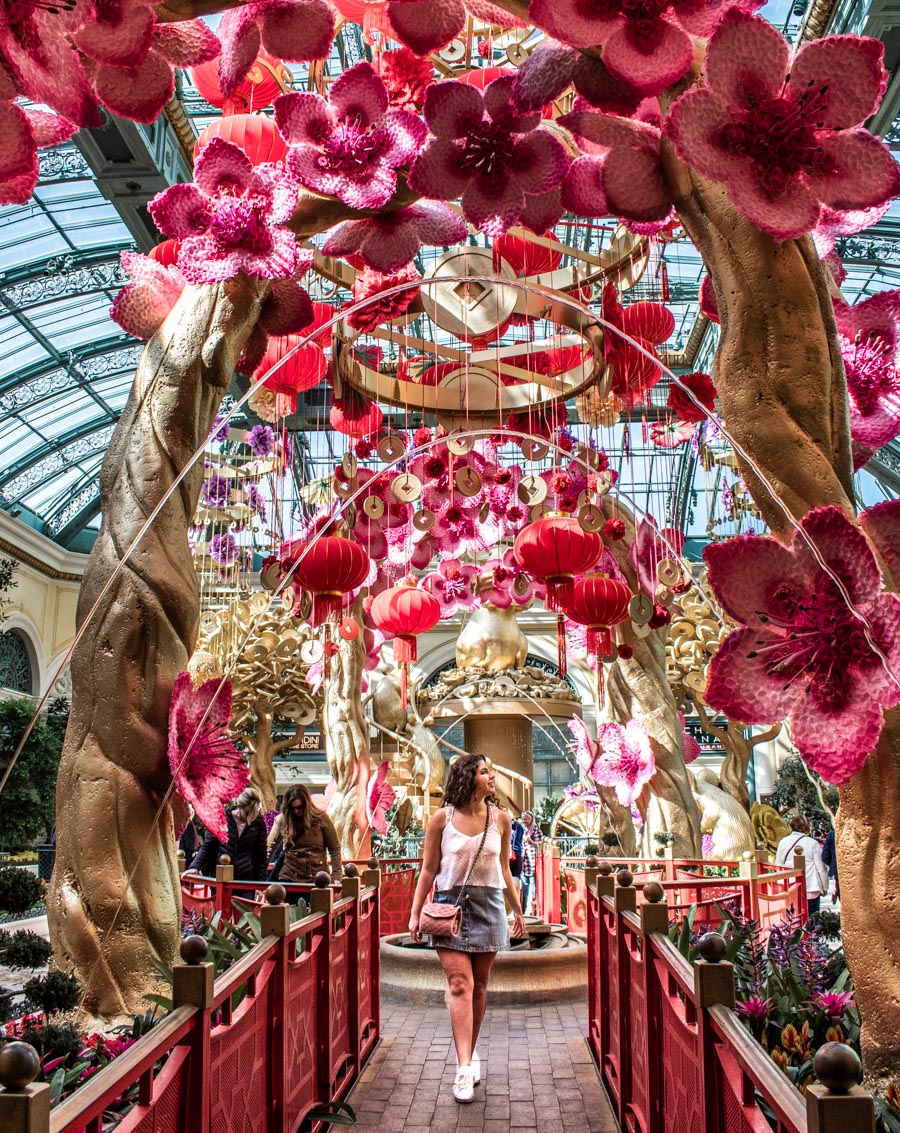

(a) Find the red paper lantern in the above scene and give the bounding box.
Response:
[330,387,383,437]
[255,334,328,397]
[513,514,603,613]
[283,535,370,625]
[147,239,180,267]
[191,51,288,114]
[194,114,288,166]
[566,573,632,658]
[370,581,441,706]
[494,232,563,278]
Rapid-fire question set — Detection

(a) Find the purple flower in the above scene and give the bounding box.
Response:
[211,415,230,445]
[247,423,276,457]
[703,506,900,785]
[408,75,569,237]
[275,61,426,211]
[246,483,267,522]
[422,558,480,616]
[591,719,656,806]
[322,201,467,273]
[209,532,240,567]
[202,474,231,508]
[149,137,306,284]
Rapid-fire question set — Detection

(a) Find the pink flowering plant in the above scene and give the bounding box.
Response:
[590,719,656,807]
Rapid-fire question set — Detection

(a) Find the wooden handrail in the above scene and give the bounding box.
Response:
[647,930,697,998]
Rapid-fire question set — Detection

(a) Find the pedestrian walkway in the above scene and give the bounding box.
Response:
[346,1002,618,1132]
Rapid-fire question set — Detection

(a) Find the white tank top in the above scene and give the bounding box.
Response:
[433,804,505,890]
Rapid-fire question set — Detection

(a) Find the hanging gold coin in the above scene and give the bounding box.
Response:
[479,500,491,523]
[300,639,324,663]
[413,509,435,531]
[296,591,313,622]
[506,41,528,66]
[598,644,619,664]
[342,502,357,528]
[280,585,296,612]
[455,467,482,496]
[259,559,281,591]
[518,474,548,505]
[595,472,614,497]
[577,490,596,509]
[530,502,551,521]
[685,671,707,695]
[341,452,358,479]
[439,37,465,61]
[392,474,422,503]
[363,495,385,519]
[578,504,603,533]
[513,573,531,598]
[656,558,682,587]
[334,475,355,499]
[629,594,654,624]
[377,433,405,462]
[520,438,548,460]
[656,587,674,608]
[631,621,651,639]
[447,434,474,455]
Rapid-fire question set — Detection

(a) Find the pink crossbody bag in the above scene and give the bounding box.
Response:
[418,805,490,938]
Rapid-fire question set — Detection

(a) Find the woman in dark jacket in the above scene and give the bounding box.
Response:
[267,783,342,894]
[187,786,268,884]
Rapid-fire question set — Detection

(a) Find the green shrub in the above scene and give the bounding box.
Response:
[0,866,43,914]
[23,971,80,1016]
[18,1020,83,1060]
[0,928,51,969]
[0,698,62,847]
[0,986,14,1024]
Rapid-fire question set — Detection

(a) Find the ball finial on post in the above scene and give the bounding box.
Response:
[0,1042,40,1091]
[179,935,209,966]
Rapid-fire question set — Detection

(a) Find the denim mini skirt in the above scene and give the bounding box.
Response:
[428,885,510,953]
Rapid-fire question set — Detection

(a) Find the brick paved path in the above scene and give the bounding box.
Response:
[347,1001,618,1132]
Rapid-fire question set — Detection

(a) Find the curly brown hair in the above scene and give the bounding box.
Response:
[444,753,490,809]
[281,783,322,844]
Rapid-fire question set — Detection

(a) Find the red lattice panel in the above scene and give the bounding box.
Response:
[624,939,650,1133]
[330,920,353,1089]
[603,906,622,1107]
[181,882,215,923]
[285,935,321,1129]
[116,1046,190,1133]
[656,970,703,1133]
[718,1045,781,1133]
[564,870,588,933]
[208,963,274,1133]
[357,900,377,1055]
[378,868,417,936]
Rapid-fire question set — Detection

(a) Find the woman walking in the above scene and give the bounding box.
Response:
[408,753,526,1103]
[267,783,343,898]
[186,786,268,898]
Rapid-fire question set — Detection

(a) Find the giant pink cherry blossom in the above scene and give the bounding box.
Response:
[217,0,335,97]
[275,61,425,211]
[322,201,466,273]
[512,39,643,118]
[0,99,77,206]
[422,558,480,616]
[591,719,656,806]
[149,138,307,284]
[385,0,527,58]
[530,0,763,96]
[703,506,900,784]
[666,11,900,241]
[167,671,251,840]
[408,75,569,237]
[833,289,900,462]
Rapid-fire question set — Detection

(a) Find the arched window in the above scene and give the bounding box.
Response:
[0,630,34,694]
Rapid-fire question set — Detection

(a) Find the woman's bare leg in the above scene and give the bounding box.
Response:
[470,951,497,1053]
[436,948,475,1066]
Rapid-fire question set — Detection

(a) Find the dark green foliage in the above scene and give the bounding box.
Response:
[0,986,14,1024]
[45,697,70,736]
[0,558,17,623]
[0,927,51,968]
[770,756,838,836]
[23,970,81,1015]
[534,793,562,832]
[0,698,63,848]
[808,908,841,942]
[18,1020,83,1060]
[0,866,43,914]
[601,832,621,849]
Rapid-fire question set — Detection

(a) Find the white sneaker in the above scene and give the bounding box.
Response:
[471,1050,481,1085]
[453,1066,475,1103]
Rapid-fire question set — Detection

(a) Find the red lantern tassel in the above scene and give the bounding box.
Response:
[400,663,408,711]
[556,613,567,678]
[311,592,343,626]
[596,661,604,705]
[546,576,575,613]
[587,627,612,658]
[392,635,417,665]
[323,623,332,680]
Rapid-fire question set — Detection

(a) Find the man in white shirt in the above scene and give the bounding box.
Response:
[775,814,829,915]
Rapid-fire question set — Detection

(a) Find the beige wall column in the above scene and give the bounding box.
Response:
[464,713,533,813]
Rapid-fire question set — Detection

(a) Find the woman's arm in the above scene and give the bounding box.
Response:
[323,816,343,882]
[267,814,283,859]
[498,812,526,937]
[408,809,446,941]
[188,833,219,876]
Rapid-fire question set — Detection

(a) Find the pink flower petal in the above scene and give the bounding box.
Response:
[664,90,745,183]
[704,10,789,108]
[561,109,660,153]
[519,188,564,234]
[411,200,467,245]
[3,19,99,127]
[149,183,211,240]
[111,253,185,339]
[330,60,388,127]
[287,143,345,196]
[23,110,78,150]
[423,78,485,137]
[792,505,883,607]
[92,49,176,125]
[152,19,221,66]
[338,163,397,209]
[259,0,335,61]
[408,137,472,199]
[603,19,694,96]
[274,91,334,145]
[572,54,644,116]
[602,144,671,222]
[465,0,528,26]
[704,532,802,625]
[0,101,36,182]
[789,35,887,129]
[380,108,428,165]
[178,238,242,284]
[484,74,538,130]
[728,172,822,242]
[217,6,263,99]
[386,0,466,56]
[699,274,720,322]
[529,0,618,49]
[562,155,609,217]
[512,39,577,112]
[194,136,255,197]
[788,670,886,785]
[260,280,315,335]
[510,129,569,193]
[676,0,764,38]
[806,131,900,214]
[359,221,420,271]
[462,175,525,236]
[0,165,37,205]
[705,627,799,725]
[73,0,155,67]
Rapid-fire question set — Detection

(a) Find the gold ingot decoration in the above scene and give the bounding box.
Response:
[341,452,358,478]
[455,467,482,496]
[629,594,654,624]
[518,474,547,505]
[521,438,548,460]
[413,509,435,531]
[363,495,385,519]
[578,504,603,533]
[377,433,405,462]
[392,474,422,502]
[664,571,730,703]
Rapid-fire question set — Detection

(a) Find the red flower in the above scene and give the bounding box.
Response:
[347,264,419,333]
[374,47,433,113]
[667,372,717,423]
[604,518,627,541]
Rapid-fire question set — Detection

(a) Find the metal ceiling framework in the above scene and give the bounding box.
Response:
[0,11,898,549]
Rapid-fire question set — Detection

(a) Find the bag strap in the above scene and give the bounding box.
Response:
[453,804,492,908]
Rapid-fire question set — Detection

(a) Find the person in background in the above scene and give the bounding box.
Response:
[509,815,524,882]
[519,811,542,916]
[775,814,829,915]
[178,803,202,863]
[185,786,268,896]
[821,825,839,902]
[267,783,342,900]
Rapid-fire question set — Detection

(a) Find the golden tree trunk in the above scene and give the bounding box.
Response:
[47,279,267,1017]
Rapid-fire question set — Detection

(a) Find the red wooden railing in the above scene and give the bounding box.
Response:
[586,871,874,1133]
[3,875,381,1133]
